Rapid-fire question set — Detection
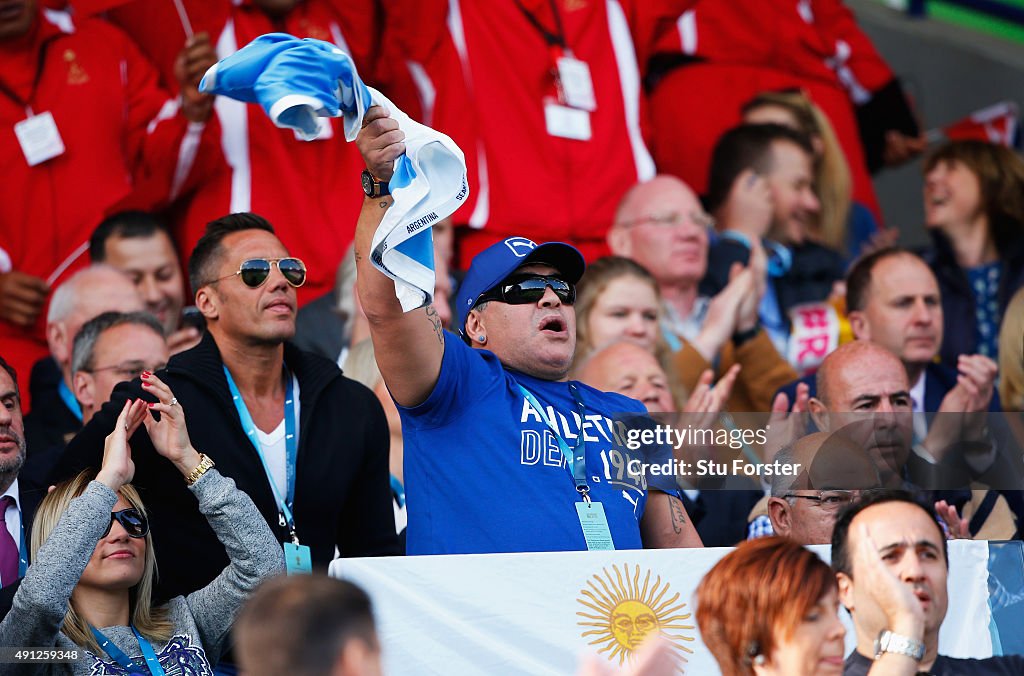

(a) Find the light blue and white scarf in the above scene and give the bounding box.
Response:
[199,33,468,311]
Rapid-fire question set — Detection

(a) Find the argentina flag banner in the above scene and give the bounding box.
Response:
[199,33,468,311]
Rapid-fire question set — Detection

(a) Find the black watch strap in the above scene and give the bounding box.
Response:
[732,324,762,348]
[361,169,390,198]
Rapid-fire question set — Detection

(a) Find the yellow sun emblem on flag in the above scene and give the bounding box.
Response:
[576,564,695,669]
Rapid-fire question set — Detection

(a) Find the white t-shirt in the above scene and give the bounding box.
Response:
[254,375,301,503]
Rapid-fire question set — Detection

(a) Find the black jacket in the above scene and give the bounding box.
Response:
[702,239,846,317]
[921,230,1024,368]
[24,356,80,458]
[54,332,398,602]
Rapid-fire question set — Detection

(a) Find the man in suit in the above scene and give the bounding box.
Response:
[0,355,47,618]
[777,247,999,415]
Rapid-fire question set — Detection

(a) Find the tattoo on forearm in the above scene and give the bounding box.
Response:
[425,305,443,344]
[354,249,362,262]
[379,200,390,209]
[669,497,687,534]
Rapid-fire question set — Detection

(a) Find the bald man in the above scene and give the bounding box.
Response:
[24,266,145,456]
[803,342,1018,539]
[575,341,675,413]
[608,176,796,412]
[808,341,917,485]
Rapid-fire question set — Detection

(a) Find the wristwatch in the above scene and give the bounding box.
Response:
[732,323,762,348]
[361,169,390,198]
[874,630,925,662]
[185,453,216,486]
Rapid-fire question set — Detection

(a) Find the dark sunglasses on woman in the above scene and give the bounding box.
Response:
[101,508,150,539]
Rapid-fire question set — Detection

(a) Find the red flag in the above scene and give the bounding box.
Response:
[940,101,1019,147]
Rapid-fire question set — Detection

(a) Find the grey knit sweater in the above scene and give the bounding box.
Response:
[0,469,285,675]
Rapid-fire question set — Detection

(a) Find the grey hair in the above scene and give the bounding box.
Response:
[71,311,165,375]
[47,264,128,323]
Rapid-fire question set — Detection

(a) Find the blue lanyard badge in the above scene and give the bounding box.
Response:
[517,383,614,550]
[223,366,311,574]
[90,626,166,676]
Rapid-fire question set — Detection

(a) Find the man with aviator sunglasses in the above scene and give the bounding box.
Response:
[354,106,702,555]
[57,212,400,606]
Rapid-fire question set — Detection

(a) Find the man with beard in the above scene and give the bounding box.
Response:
[0,355,47,616]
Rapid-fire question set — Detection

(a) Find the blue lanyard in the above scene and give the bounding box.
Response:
[90,625,166,676]
[390,474,406,508]
[718,231,792,278]
[517,382,591,500]
[17,515,26,578]
[57,379,83,422]
[1,502,28,585]
[223,366,299,543]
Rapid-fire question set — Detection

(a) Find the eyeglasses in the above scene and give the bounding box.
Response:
[213,258,307,289]
[476,274,576,308]
[783,490,859,513]
[101,508,150,539]
[88,361,167,381]
[615,210,715,231]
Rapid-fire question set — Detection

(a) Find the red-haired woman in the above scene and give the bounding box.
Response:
[696,536,922,675]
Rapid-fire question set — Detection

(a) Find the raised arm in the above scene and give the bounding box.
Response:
[0,400,147,674]
[354,105,446,407]
[141,373,284,656]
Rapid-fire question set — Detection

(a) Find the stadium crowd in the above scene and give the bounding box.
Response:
[0,0,1023,673]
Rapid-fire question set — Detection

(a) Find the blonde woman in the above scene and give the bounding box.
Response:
[0,373,284,674]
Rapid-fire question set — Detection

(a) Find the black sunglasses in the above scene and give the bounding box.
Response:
[213,257,307,289]
[476,273,576,307]
[101,508,150,539]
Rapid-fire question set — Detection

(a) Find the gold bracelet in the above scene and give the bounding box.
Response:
[185,453,216,486]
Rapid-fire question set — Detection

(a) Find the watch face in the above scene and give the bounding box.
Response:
[361,171,375,196]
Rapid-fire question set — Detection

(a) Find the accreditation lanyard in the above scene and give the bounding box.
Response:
[517,382,590,499]
[90,625,166,676]
[57,379,84,422]
[223,366,298,543]
[17,517,27,578]
[517,382,615,550]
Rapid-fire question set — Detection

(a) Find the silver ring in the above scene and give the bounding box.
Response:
[124,423,129,432]
[169,397,178,407]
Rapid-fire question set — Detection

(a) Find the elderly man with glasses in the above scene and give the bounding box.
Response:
[767,431,882,545]
[354,106,704,555]
[56,213,400,608]
[70,311,169,426]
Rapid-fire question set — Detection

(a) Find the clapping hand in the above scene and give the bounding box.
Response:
[853,524,925,639]
[96,399,150,490]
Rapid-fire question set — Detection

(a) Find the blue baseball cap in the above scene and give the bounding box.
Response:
[456,236,586,334]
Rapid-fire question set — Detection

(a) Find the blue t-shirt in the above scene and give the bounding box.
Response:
[399,332,653,555]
